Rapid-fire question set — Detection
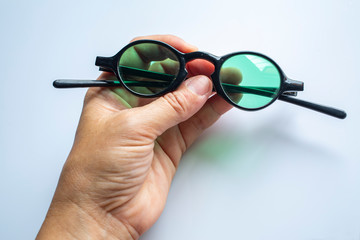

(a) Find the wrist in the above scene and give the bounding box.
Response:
[37,199,138,240]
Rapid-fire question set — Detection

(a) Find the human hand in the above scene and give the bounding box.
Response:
[37,35,235,239]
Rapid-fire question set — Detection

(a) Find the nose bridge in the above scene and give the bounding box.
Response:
[183,51,219,64]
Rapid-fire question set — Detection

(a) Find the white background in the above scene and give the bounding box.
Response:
[1,0,359,239]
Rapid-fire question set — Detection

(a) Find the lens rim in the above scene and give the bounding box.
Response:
[215,51,286,111]
[114,40,187,98]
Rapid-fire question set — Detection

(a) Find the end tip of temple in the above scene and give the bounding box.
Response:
[53,80,61,88]
[53,79,73,88]
[325,107,347,119]
[336,110,347,119]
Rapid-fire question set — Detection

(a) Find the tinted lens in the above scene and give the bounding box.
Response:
[220,54,281,109]
[118,42,180,95]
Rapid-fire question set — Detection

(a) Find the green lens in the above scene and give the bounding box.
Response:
[220,54,281,109]
[118,42,180,95]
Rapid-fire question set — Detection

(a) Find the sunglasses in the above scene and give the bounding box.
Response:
[54,39,346,119]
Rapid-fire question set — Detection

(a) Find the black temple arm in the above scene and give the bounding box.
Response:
[279,95,346,119]
[54,66,346,119]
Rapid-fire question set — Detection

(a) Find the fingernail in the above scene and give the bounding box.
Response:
[186,76,211,96]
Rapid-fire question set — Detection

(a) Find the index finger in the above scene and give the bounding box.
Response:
[131,34,198,53]
[120,35,193,71]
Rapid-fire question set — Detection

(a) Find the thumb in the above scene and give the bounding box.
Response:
[137,75,213,137]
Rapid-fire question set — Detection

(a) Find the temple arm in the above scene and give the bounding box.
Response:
[53,80,170,88]
[278,95,346,119]
[53,66,346,119]
[53,79,278,97]
[53,79,346,119]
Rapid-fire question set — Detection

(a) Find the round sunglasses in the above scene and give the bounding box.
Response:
[54,39,346,119]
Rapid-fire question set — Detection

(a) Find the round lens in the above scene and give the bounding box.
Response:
[118,42,180,96]
[219,53,281,109]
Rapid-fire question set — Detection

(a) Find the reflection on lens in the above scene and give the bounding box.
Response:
[118,43,180,95]
[219,54,281,109]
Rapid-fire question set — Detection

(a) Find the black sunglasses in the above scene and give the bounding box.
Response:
[54,39,346,119]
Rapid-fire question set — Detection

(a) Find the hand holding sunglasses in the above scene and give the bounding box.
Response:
[54,40,347,119]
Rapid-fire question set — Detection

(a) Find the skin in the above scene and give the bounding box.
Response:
[37,35,240,240]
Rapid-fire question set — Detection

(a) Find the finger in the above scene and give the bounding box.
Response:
[132,75,213,139]
[120,34,197,71]
[131,35,215,81]
[148,58,180,76]
[178,94,233,147]
[220,67,243,104]
[120,43,175,70]
[133,43,177,61]
[131,34,198,53]
[156,94,233,167]
[119,45,149,69]
[134,36,214,78]
[220,67,243,85]
[140,59,179,94]
[186,59,215,78]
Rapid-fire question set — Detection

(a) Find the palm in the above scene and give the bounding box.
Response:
[110,131,184,234]
[80,88,190,234]
[82,54,233,234]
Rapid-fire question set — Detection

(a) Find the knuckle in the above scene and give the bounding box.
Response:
[162,92,189,118]
[190,104,220,133]
[177,126,189,154]
[191,114,209,132]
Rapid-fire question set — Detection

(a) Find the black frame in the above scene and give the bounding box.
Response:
[53,40,347,119]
